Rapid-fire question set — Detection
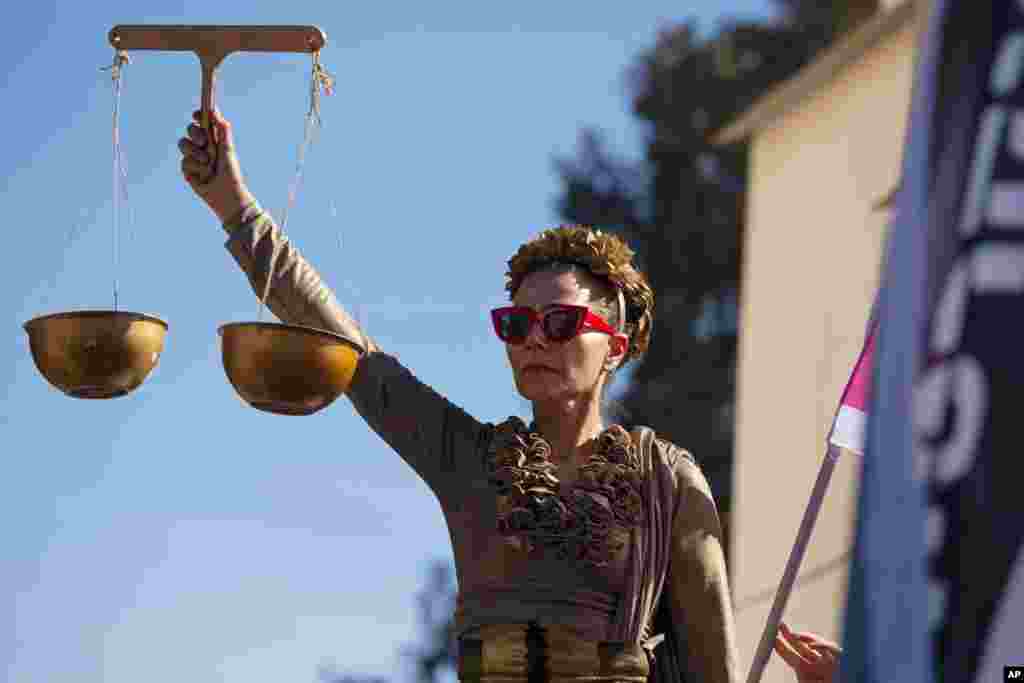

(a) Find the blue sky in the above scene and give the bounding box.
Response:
[3,1,773,681]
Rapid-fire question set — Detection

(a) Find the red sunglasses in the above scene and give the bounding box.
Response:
[490,304,619,345]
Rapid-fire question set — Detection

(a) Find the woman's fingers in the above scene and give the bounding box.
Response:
[794,639,823,663]
[793,632,841,660]
[775,630,813,668]
[803,633,840,650]
[190,109,232,144]
[779,624,823,663]
[783,624,833,653]
[775,623,843,683]
[177,138,209,165]
[187,123,208,148]
[795,630,824,644]
[816,647,838,664]
[191,108,224,122]
[791,641,820,663]
[181,157,209,178]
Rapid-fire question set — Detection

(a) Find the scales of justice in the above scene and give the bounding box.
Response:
[22,25,364,416]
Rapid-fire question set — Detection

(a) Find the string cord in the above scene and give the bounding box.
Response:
[257,51,335,321]
[102,50,130,311]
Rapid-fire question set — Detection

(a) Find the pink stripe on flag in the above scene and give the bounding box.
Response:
[842,325,875,411]
[829,322,877,455]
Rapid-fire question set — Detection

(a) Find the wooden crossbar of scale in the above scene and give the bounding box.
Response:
[108,25,327,132]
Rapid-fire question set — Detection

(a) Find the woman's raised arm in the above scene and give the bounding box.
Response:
[179,108,377,352]
[179,109,492,493]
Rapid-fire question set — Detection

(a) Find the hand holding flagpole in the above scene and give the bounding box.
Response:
[745,320,876,683]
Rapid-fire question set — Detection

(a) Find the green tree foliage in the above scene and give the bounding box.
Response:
[554,2,874,535]
[774,0,880,42]
[317,562,456,683]
[399,561,458,683]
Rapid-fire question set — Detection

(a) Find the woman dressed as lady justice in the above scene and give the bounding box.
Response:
[179,109,740,683]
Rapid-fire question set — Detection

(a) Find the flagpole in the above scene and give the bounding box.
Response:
[745,443,842,683]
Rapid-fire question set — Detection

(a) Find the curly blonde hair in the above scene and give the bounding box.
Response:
[505,225,654,362]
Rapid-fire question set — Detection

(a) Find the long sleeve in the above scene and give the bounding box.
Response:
[665,458,740,683]
[220,203,492,493]
[346,352,493,493]
[222,202,378,354]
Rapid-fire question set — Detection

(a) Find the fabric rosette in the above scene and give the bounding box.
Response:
[486,416,647,568]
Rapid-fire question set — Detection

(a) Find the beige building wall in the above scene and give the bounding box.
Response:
[729,13,919,683]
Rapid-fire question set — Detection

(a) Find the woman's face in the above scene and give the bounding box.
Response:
[507,267,627,404]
